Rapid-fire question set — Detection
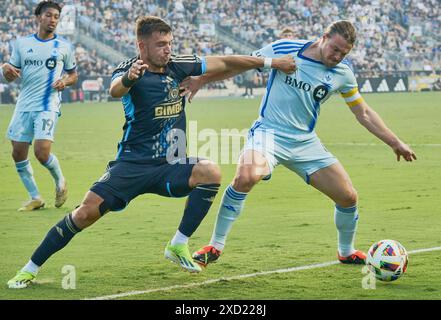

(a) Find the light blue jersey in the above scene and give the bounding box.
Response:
[9,34,76,112]
[252,39,358,140]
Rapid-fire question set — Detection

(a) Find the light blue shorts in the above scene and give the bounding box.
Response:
[243,122,338,183]
[7,110,60,143]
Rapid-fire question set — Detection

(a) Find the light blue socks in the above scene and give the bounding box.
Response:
[210,185,247,251]
[334,204,359,257]
[42,154,65,190]
[15,159,40,199]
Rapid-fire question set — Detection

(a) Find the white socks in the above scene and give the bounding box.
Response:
[22,260,40,275]
[171,230,189,245]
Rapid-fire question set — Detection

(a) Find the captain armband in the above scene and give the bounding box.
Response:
[341,87,365,107]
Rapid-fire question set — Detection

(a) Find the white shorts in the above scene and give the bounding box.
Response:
[243,121,338,183]
[7,110,60,143]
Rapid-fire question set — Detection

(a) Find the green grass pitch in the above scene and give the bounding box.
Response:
[0,92,440,300]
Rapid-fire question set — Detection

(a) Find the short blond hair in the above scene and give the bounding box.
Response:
[324,20,356,45]
[280,27,295,36]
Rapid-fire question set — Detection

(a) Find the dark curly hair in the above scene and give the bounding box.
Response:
[34,1,62,16]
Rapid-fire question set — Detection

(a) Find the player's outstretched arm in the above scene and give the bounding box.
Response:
[180,55,296,102]
[2,63,21,82]
[205,55,295,80]
[52,70,78,91]
[109,60,149,98]
[350,100,417,162]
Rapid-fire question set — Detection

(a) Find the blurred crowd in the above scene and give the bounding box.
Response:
[212,0,440,75]
[74,0,234,57]
[72,0,440,75]
[1,0,440,103]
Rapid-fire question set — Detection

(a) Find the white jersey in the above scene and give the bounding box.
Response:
[9,34,76,112]
[252,39,359,140]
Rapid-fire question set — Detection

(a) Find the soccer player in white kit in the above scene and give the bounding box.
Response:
[2,1,78,211]
[187,20,417,266]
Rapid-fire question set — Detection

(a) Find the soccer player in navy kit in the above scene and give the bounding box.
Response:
[2,1,77,211]
[7,16,296,288]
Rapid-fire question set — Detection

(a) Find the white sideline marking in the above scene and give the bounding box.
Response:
[87,246,441,300]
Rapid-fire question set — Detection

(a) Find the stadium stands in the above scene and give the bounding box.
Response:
[1,0,440,102]
[74,0,440,75]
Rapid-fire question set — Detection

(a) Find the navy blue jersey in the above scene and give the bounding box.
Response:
[111,55,206,162]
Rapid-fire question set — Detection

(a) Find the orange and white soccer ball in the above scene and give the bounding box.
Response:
[366,239,408,282]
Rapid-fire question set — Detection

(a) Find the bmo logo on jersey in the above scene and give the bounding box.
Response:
[312,85,329,102]
[285,76,312,92]
[24,59,43,67]
[285,76,329,102]
[45,57,57,70]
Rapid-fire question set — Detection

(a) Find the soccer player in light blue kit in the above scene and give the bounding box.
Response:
[2,1,78,211]
[187,20,417,266]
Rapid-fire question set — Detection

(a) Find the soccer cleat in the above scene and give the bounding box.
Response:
[55,182,68,208]
[7,270,36,289]
[18,198,45,211]
[338,250,367,265]
[164,241,202,273]
[192,245,221,267]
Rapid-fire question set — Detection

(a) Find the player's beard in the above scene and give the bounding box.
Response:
[322,50,339,67]
[144,48,170,69]
[45,27,56,34]
[317,44,336,67]
[41,23,56,36]
[158,53,171,67]
[150,56,170,69]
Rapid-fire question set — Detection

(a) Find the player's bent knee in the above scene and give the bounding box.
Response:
[34,150,50,164]
[72,204,101,229]
[193,160,222,184]
[12,150,27,162]
[86,190,127,216]
[337,188,358,208]
[205,163,222,183]
[98,196,127,215]
[232,173,260,193]
[11,141,30,161]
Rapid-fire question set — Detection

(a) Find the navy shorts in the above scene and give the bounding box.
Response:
[90,158,198,214]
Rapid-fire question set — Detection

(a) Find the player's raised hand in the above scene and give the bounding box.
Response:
[129,59,149,80]
[52,79,66,91]
[392,141,417,162]
[180,76,204,103]
[2,63,21,82]
[272,55,296,74]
